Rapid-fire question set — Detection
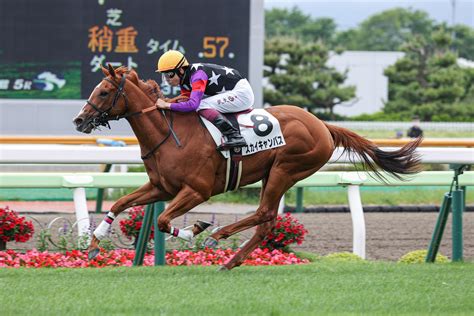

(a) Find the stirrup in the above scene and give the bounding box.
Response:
[217,141,246,152]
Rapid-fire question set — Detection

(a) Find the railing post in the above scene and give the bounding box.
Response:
[95,163,112,213]
[452,189,464,262]
[95,138,126,214]
[278,194,285,214]
[426,193,452,263]
[295,187,304,213]
[347,185,366,259]
[153,202,166,265]
[449,164,467,262]
[133,204,154,266]
[72,187,91,238]
[427,164,468,263]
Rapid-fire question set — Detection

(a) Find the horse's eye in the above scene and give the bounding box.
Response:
[99,91,109,97]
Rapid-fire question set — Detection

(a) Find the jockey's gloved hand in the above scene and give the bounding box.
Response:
[155,98,171,110]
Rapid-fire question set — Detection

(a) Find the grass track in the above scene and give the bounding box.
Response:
[209,186,474,206]
[1,261,474,315]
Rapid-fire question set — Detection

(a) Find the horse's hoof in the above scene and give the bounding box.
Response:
[217,265,230,272]
[88,248,100,260]
[192,220,212,236]
[196,220,212,231]
[202,237,218,248]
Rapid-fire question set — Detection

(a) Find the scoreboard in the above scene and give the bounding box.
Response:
[0,0,259,100]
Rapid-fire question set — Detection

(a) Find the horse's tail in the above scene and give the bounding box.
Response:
[323,122,422,181]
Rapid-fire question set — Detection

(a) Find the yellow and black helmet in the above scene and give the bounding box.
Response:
[156,50,189,73]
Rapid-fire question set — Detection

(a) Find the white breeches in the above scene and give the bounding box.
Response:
[198,79,254,113]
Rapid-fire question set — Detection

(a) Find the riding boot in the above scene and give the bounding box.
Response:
[212,114,247,151]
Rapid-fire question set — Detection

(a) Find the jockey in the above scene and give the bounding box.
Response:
[155,50,254,151]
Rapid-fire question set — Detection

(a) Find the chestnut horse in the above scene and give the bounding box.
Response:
[73,65,421,270]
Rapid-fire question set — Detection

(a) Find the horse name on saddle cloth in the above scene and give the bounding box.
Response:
[202,109,286,158]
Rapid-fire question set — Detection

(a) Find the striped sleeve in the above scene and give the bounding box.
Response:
[170,70,208,112]
[180,88,191,98]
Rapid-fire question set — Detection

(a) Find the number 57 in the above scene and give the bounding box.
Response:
[203,36,229,58]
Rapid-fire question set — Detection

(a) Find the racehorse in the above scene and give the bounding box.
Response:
[73,65,421,270]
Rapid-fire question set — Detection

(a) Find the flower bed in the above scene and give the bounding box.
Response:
[0,248,309,268]
[120,208,309,252]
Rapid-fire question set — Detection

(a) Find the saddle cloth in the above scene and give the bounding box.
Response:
[201,108,286,158]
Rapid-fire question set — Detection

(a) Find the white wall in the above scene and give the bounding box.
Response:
[249,0,265,108]
[0,99,134,136]
[327,51,404,117]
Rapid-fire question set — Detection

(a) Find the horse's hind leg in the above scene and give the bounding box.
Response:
[207,170,294,270]
[220,219,276,271]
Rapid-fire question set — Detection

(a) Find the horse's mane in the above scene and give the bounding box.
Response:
[138,79,163,102]
[114,66,163,102]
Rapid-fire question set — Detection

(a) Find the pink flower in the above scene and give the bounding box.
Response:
[0,248,308,268]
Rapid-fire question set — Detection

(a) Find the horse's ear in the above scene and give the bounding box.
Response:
[101,65,109,77]
[127,70,139,85]
[107,63,116,78]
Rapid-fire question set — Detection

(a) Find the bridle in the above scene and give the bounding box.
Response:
[86,73,129,129]
[85,72,182,158]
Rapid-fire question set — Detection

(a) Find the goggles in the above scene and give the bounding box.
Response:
[161,71,177,85]
[163,72,176,79]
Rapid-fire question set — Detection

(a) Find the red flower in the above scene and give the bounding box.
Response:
[119,206,154,241]
[0,207,34,243]
[260,213,308,250]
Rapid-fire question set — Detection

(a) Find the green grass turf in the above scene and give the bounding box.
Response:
[1,261,473,315]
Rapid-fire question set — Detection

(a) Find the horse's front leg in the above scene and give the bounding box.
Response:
[156,185,209,242]
[88,181,171,259]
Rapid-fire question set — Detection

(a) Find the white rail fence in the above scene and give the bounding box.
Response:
[328,121,474,131]
[1,144,473,165]
[0,144,473,258]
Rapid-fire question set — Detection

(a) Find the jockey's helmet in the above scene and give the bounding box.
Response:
[156,50,189,73]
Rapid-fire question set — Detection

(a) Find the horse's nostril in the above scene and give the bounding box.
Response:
[73,117,83,126]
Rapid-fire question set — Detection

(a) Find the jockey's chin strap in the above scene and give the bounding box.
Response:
[85,73,181,157]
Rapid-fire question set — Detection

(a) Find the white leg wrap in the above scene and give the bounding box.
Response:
[94,221,110,240]
[177,229,193,242]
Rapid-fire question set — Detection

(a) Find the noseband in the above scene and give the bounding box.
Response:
[86,73,129,129]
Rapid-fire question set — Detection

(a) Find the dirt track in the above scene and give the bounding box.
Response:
[7,211,473,261]
[295,212,473,261]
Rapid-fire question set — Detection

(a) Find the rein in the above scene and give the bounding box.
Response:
[85,72,182,158]
[140,110,178,160]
